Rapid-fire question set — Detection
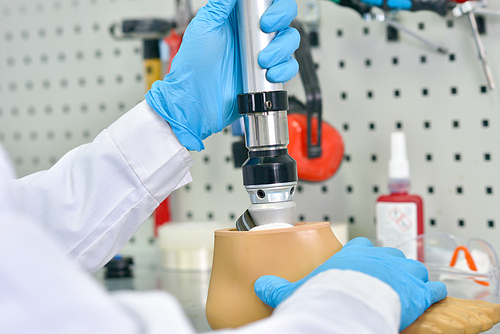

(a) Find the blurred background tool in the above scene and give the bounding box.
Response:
[110,0,194,236]
[329,0,450,53]
[288,20,344,182]
[453,0,496,90]
[234,0,298,230]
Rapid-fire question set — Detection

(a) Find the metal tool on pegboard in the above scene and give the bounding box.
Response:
[453,0,498,91]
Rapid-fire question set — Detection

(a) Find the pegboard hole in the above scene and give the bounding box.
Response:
[58,52,66,62]
[344,154,351,162]
[447,20,454,28]
[363,27,369,35]
[339,60,345,69]
[321,185,328,193]
[482,119,489,127]
[299,215,305,222]
[297,185,303,193]
[205,184,212,192]
[47,131,55,140]
[336,29,343,37]
[341,92,347,100]
[370,154,377,162]
[44,105,53,115]
[420,55,427,64]
[428,186,434,194]
[422,88,429,96]
[55,26,64,37]
[184,184,191,192]
[456,186,463,194]
[449,54,456,62]
[40,54,49,64]
[480,86,487,94]
[186,211,193,219]
[60,78,68,88]
[367,90,373,99]
[450,87,458,95]
[424,120,431,129]
[323,215,330,222]
[392,57,398,65]
[452,120,460,128]
[418,22,425,30]
[458,219,465,227]
[27,106,36,116]
[430,218,436,226]
[92,23,100,32]
[348,216,355,224]
[368,122,375,130]
[395,121,403,129]
[207,212,214,220]
[454,153,461,161]
[227,184,233,192]
[426,153,432,162]
[343,123,349,131]
[486,187,493,195]
[488,220,494,228]
[229,213,235,220]
[95,49,103,59]
[346,185,353,193]
[484,152,491,161]
[372,185,379,193]
[4,31,13,42]
[365,58,371,67]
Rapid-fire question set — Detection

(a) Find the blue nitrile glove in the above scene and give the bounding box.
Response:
[146,0,300,151]
[255,237,447,331]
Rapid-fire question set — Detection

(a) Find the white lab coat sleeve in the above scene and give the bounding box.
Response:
[214,269,401,334]
[15,100,194,274]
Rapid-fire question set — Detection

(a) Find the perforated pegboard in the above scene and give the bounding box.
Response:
[1,0,500,254]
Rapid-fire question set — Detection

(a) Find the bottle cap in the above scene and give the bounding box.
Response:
[389,132,410,180]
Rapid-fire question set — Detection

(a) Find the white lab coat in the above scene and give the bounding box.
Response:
[0,101,401,333]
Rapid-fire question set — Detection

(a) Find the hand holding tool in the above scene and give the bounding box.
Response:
[145,0,299,152]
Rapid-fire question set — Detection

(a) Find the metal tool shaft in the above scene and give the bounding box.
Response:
[468,11,495,91]
[235,0,297,230]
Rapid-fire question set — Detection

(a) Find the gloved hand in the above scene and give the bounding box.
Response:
[254,237,447,331]
[146,0,299,151]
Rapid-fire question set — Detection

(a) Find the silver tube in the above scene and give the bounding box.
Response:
[244,110,289,150]
[236,0,282,93]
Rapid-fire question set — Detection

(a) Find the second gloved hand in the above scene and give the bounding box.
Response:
[254,237,447,331]
[146,0,300,151]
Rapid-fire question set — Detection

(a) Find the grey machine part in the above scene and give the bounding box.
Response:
[234,0,298,231]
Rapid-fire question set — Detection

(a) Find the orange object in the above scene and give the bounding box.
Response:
[288,113,344,182]
[449,246,490,286]
[163,28,183,74]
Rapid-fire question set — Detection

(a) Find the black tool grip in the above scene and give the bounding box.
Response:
[410,0,449,16]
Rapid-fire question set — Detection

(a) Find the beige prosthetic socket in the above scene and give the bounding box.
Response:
[402,296,500,334]
[205,222,343,329]
[205,222,500,333]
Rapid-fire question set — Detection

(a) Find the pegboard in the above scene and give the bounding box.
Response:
[1,0,500,255]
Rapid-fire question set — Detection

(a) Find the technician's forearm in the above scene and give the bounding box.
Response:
[16,101,194,273]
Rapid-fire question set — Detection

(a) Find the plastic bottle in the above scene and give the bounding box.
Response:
[376,132,423,261]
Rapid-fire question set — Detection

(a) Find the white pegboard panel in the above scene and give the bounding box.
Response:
[1,0,500,256]
[172,0,500,253]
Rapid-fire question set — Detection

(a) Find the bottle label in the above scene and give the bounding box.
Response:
[376,202,417,260]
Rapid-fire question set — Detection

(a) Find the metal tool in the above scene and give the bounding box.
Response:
[452,0,495,90]
[332,0,450,54]
[234,0,298,231]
